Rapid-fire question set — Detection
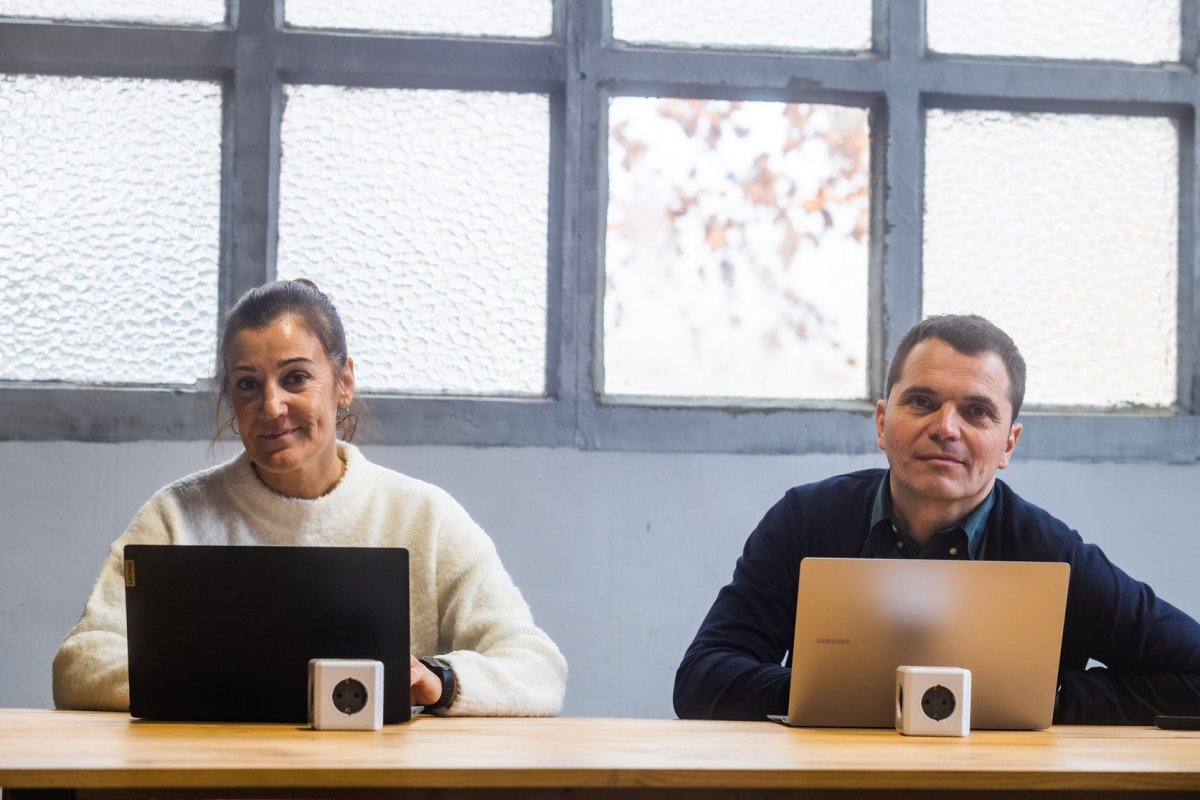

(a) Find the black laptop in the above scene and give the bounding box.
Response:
[124,545,411,724]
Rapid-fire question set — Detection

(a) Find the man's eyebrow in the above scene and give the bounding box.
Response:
[898,385,938,398]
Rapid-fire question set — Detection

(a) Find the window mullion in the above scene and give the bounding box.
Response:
[224,0,280,318]
[878,0,925,389]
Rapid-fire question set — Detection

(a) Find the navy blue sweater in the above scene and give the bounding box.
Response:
[673,469,1200,724]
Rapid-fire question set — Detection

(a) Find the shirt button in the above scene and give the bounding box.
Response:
[949,547,959,556]
[896,541,904,549]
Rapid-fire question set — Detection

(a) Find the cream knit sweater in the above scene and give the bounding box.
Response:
[52,442,566,716]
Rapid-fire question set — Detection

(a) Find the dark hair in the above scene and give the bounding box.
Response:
[214,279,361,441]
[884,314,1026,422]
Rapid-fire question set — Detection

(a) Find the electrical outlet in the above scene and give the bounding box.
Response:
[308,658,384,730]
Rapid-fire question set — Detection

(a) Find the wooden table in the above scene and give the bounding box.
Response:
[1,709,1198,799]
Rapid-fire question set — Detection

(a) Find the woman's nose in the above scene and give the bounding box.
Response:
[261,383,285,417]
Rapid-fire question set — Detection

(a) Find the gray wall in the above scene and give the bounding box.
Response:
[3,440,1198,718]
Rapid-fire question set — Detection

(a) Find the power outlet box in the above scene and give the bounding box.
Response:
[896,665,971,737]
[308,658,384,730]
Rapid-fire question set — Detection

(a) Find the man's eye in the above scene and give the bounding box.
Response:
[909,396,930,409]
[968,406,990,418]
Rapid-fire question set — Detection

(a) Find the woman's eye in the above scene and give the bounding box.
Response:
[235,377,258,392]
[285,371,311,386]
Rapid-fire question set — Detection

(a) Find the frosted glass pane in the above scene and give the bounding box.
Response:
[612,0,871,52]
[285,0,550,38]
[277,85,549,396]
[605,97,870,400]
[927,0,1180,63]
[923,110,1177,409]
[0,75,222,386]
[0,0,223,25]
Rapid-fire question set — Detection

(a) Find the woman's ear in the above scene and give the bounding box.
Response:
[339,356,356,408]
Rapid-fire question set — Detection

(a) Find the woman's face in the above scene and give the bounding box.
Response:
[226,314,354,499]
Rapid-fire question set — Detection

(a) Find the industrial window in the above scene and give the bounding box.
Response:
[0,1,1194,460]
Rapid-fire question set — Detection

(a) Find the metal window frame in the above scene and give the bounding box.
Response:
[1,0,1198,462]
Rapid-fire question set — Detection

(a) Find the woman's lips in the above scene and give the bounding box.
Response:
[260,427,298,440]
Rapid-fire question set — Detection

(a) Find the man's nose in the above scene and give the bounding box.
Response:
[929,404,961,439]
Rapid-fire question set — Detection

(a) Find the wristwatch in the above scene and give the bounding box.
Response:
[418,657,458,712]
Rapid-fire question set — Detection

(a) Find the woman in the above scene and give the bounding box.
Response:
[52,280,567,715]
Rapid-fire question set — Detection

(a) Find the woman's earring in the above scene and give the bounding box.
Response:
[335,404,357,440]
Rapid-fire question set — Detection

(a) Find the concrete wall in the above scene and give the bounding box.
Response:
[3,440,1198,718]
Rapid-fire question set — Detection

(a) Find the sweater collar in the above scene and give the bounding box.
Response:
[222,441,373,543]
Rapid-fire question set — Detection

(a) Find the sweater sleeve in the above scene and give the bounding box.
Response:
[51,497,174,711]
[1054,534,1200,724]
[428,499,567,717]
[673,493,799,720]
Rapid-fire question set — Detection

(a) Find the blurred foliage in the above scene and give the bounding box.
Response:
[605,97,869,398]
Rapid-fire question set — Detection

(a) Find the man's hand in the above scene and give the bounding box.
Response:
[409,655,443,706]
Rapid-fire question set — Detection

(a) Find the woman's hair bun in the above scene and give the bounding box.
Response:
[292,277,320,291]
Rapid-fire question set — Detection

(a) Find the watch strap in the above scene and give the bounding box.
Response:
[419,657,457,711]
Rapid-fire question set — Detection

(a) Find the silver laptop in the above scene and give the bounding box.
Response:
[775,557,1070,730]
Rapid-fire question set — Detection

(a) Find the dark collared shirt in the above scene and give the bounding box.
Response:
[863,473,993,560]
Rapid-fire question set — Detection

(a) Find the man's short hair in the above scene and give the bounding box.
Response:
[884,314,1027,422]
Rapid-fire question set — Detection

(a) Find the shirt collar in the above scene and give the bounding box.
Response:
[869,472,994,559]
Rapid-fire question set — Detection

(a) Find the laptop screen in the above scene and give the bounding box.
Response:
[124,545,410,724]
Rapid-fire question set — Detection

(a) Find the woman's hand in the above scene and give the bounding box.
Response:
[409,655,444,706]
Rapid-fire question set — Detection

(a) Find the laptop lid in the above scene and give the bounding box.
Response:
[783,557,1069,730]
[124,545,411,724]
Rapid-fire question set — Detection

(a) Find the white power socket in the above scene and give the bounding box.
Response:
[308,658,384,731]
[896,666,971,737]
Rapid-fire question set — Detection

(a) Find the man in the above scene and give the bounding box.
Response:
[674,314,1200,724]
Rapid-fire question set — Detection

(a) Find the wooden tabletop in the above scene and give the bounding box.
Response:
[1,709,1198,795]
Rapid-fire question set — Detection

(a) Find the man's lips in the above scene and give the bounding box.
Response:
[916,453,966,466]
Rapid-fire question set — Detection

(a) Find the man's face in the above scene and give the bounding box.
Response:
[875,337,1022,520]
